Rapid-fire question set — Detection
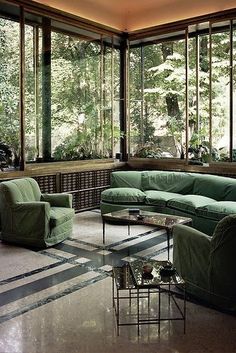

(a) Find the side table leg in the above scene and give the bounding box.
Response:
[158,288,161,334]
[184,284,186,334]
[117,287,120,336]
[137,288,140,336]
[166,228,170,260]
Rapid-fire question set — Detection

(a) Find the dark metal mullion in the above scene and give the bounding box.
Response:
[100,35,104,156]
[230,20,233,162]
[140,46,144,145]
[111,36,114,158]
[127,41,130,158]
[185,27,189,163]
[196,35,200,143]
[19,6,25,170]
[120,36,128,161]
[209,22,212,162]
[33,25,40,158]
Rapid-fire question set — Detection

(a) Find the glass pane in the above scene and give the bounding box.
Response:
[129,47,142,156]
[25,24,42,162]
[211,22,230,162]
[51,32,99,160]
[129,38,186,159]
[0,15,20,170]
[188,31,211,163]
[113,48,121,158]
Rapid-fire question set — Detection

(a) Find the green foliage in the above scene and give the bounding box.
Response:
[0,16,236,165]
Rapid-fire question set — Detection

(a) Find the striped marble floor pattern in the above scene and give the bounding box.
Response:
[0,210,171,325]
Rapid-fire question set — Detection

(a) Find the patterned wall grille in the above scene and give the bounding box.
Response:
[33,175,57,193]
[0,169,113,213]
[61,169,112,212]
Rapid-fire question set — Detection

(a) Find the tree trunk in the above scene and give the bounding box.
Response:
[161,43,181,119]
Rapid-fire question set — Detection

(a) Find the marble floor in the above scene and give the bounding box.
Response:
[0,210,235,353]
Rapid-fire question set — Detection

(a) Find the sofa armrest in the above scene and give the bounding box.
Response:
[41,193,73,208]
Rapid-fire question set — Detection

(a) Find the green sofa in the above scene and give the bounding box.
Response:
[173,215,236,312]
[100,170,236,235]
[0,177,75,248]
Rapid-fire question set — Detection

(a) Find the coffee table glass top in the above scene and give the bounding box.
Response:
[103,209,192,229]
[129,259,185,288]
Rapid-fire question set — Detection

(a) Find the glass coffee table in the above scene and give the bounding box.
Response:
[112,260,186,335]
[102,209,192,259]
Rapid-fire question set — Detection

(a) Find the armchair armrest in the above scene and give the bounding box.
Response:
[12,201,51,237]
[173,224,211,289]
[173,224,211,254]
[41,193,73,208]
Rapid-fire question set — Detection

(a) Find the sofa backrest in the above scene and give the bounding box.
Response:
[192,173,236,201]
[0,177,41,208]
[141,171,195,194]
[111,171,143,190]
[110,170,236,201]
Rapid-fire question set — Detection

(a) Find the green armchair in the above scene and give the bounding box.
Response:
[173,214,236,312]
[0,177,75,248]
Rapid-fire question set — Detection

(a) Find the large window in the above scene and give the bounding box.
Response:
[1,0,236,171]
[0,3,121,170]
[129,21,236,164]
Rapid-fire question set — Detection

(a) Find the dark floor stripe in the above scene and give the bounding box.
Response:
[0,229,168,323]
[0,264,91,307]
[0,273,108,324]
[0,260,66,286]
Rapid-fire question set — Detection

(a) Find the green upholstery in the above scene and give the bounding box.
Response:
[111,171,143,190]
[0,177,75,248]
[141,171,195,193]
[196,201,236,220]
[167,194,216,215]
[173,215,236,311]
[192,173,236,201]
[101,187,146,204]
[100,170,236,235]
[144,190,182,207]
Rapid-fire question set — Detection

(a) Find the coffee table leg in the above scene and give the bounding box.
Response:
[103,218,105,245]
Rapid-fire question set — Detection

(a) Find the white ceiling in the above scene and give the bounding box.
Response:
[33,0,236,31]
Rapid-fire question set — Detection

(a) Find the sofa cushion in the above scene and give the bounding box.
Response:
[141,171,195,194]
[192,174,236,201]
[50,207,75,227]
[101,187,146,204]
[111,171,142,190]
[196,201,236,221]
[144,190,182,207]
[167,195,216,215]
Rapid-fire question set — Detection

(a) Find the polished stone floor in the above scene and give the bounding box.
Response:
[0,210,235,353]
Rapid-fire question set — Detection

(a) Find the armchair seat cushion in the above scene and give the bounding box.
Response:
[144,190,182,207]
[196,201,236,221]
[167,195,216,215]
[101,187,146,204]
[50,207,75,227]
